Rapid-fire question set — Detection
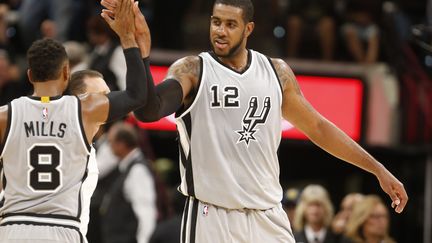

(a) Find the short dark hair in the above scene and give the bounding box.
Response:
[214,0,254,22]
[114,125,139,149]
[66,70,104,95]
[27,38,68,82]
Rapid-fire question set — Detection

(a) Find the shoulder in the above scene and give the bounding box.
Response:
[78,93,109,124]
[167,55,201,80]
[269,58,298,92]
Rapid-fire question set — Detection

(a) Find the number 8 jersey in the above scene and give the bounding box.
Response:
[176,50,284,210]
[0,95,92,230]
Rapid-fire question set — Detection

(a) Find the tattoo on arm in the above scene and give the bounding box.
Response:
[167,56,200,86]
[271,58,301,95]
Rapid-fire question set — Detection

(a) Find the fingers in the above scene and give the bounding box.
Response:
[394,184,408,214]
[100,12,114,26]
[102,9,115,19]
[101,0,116,11]
[133,1,145,21]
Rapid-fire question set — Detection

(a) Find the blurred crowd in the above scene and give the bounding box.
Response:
[0,0,429,242]
[282,185,395,243]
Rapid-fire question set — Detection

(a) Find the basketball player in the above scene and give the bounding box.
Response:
[0,0,151,242]
[102,0,408,242]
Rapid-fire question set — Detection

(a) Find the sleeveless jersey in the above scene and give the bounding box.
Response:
[0,96,93,231]
[176,50,283,210]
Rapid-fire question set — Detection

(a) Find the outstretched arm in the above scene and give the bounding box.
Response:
[272,58,408,213]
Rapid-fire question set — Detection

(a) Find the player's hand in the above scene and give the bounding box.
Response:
[377,168,408,213]
[101,0,117,12]
[132,1,151,58]
[101,0,137,48]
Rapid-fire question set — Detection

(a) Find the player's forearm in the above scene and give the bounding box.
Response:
[134,59,183,122]
[308,117,386,176]
[106,48,148,122]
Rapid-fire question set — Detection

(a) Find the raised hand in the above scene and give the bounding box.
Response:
[100,0,137,49]
[100,0,150,56]
[132,1,151,57]
[377,169,408,213]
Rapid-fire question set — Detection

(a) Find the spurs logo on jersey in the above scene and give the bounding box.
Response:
[237,96,271,146]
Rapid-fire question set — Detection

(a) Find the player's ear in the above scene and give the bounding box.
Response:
[245,21,254,38]
[27,69,34,83]
[62,61,70,82]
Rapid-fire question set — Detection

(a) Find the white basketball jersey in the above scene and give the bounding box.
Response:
[176,50,283,210]
[0,96,94,233]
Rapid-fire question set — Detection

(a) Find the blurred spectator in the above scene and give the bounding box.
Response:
[101,123,157,243]
[342,195,395,243]
[18,0,74,49]
[293,184,338,243]
[63,41,89,73]
[332,193,365,235]
[87,15,126,91]
[341,0,382,63]
[428,0,432,26]
[149,189,185,243]
[152,0,191,50]
[285,0,336,60]
[0,50,29,105]
[282,187,301,223]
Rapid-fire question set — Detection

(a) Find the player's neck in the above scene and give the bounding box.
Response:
[32,80,64,97]
[219,48,248,72]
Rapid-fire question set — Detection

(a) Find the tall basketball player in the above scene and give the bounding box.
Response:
[102,0,408,242]
[0,0,150,242]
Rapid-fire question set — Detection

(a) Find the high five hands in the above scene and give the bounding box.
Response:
[101,0,151,57]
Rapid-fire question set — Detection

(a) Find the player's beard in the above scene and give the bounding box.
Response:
[212,34,244,58]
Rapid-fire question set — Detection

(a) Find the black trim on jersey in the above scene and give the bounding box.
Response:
[2,212,80,222]
[0,103,12,156]
[0,221,83,243]
[209,49,252,75]
[0,158,5,191]
[1,159,5,190]
[181,198,190,243]
[189,198,199,243]
[75,96,91,152]
[179,141,195,196]
[183,113,192,139]
[266,57,284,95]
[27,95,63,101]
[76,154,90,218]
[175,56,204,118]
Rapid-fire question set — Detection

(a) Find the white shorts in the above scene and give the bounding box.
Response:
[0,224,82,243]
[181,197,295,243]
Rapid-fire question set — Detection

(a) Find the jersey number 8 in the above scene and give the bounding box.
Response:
[28,144,62,192]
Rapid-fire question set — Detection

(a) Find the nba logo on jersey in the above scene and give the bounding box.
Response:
[42,107,48,120]
[202,205,209,216]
